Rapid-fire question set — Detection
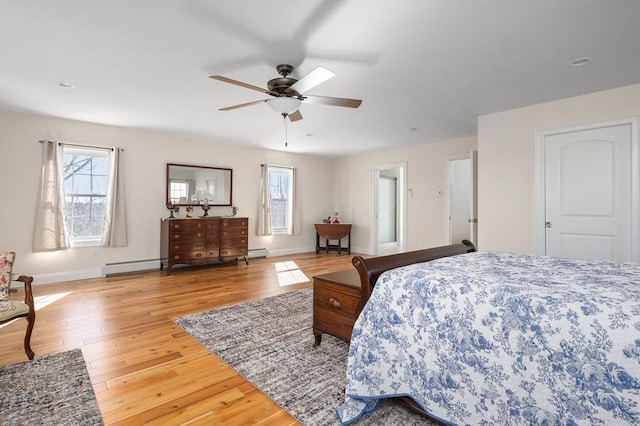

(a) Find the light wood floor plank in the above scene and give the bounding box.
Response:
[0,252,358,425]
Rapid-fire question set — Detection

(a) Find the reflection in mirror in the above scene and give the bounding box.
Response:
[166,163,232,206]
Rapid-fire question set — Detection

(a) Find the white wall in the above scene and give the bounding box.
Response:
[478,83,640,254]
[0,110,334,282]
[334,136,478,254]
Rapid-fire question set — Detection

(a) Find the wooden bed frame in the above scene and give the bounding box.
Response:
[352,240,476,317]
[350,239,477,418]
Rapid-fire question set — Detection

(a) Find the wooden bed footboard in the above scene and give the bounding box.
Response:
[352,240,476,317]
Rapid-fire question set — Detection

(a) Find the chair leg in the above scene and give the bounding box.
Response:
[24,311,35,360]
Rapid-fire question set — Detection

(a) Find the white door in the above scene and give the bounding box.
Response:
[378,176,397,243]
[447,151,478,246]
[544,124,632,262]
[373,163,406,255]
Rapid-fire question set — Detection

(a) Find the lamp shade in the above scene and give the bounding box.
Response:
[267,97,301,114]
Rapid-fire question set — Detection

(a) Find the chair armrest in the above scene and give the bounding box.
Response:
[11,274,34,309]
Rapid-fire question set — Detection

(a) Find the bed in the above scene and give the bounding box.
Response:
[336,242,640,425]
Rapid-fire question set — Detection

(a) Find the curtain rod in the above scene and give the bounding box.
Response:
[39,140,123,152]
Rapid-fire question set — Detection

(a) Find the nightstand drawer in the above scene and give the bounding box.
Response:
[312,269,361,345]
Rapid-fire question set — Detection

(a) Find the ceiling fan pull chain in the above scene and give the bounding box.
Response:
[283,113,288,147]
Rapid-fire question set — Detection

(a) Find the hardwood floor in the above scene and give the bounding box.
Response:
[0,252,359,425]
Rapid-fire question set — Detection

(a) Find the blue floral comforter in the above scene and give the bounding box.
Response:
[336,252,640,425]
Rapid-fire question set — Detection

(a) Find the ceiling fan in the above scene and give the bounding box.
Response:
[209,64,362,122]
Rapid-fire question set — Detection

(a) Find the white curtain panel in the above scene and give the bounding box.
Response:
[289,167,300,236]
[101,147,127,247]
[32,141,69,252]
[257,164,272,236]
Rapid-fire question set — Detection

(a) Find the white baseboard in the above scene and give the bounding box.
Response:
[33,268,101,285]
[267,246,316,257]
[101,259,161,277]
[247,248,269,258]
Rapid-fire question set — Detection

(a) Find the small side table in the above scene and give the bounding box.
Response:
[314,223,352,255]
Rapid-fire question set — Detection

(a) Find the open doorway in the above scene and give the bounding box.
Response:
[373,163,406,255]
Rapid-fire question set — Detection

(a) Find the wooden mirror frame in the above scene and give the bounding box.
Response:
[166,163,233,207]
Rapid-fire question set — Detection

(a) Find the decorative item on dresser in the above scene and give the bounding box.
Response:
[160,217,249,273]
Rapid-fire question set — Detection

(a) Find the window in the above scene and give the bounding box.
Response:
[267,166,293,233]
[169,180,189,204]
[62,147,109,243]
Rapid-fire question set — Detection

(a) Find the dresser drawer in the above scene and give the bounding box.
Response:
[220,237,247,249]
[312,270,361,344]
[205,220,220,230]
[221,218,248,228]
[220,228,247,238]
[170,250,207,262]
[220,247,248,257]
[170,231,205,241]
[169,241,205,252]
[205,229,219,239]
[168,220,204,232]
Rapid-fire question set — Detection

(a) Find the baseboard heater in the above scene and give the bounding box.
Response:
[248,248,268,259]
[101,259,161,277]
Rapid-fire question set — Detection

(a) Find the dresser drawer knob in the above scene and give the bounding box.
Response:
[328,297,341,309]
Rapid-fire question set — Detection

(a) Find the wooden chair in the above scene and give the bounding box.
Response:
[0,251,35,359]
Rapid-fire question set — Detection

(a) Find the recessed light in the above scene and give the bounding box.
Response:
[570,57,591,67]
[56,81,75,88]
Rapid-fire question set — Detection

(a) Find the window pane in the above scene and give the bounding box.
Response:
[267,167,292,233]
[92,175,108,194]
[62,148,110,241]
[90,217,104,237]
[92,157,109,175]
[72,218,90,237]
[73,175,92,194]
[72,196,90,217]
[91,198,106,217]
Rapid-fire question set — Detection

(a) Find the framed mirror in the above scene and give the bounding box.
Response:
[166,163,233,206]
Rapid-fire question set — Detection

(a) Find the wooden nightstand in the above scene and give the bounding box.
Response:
[312,268,361,346]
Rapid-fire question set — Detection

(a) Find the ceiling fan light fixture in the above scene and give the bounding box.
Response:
[267,97,301,115]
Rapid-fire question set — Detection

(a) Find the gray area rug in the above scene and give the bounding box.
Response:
[0,348,103,426]
[175,288,436,425]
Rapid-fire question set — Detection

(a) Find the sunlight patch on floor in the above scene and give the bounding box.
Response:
[34,292,72,311]
[0,291,71,329]
[274,261,309,286]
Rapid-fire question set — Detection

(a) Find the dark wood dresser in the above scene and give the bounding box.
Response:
[312,268,361,346]
[161,217,248,273]
[219,217,249,261]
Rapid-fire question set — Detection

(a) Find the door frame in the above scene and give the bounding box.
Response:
[372,162,407,255]
[534,115,640,262]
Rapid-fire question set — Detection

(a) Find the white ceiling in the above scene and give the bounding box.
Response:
[1,0,639,157]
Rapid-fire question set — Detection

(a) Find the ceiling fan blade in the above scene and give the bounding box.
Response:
[219,99,268,111]
[209,75,273,95]
[302,95,362,109]
[286,66,335,95]
[288,110,303,122]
